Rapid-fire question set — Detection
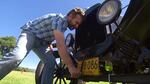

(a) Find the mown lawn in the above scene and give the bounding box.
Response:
[0,71,35,84]
[0,71,120,84]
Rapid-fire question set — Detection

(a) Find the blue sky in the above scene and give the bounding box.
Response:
[0,0,130,69]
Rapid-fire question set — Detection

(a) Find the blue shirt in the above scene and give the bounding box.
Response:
[21,13,68,43]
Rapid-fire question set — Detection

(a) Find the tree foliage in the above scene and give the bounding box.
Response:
[0,36,16,58]
[15,67,35,72]
[0,36,16,47]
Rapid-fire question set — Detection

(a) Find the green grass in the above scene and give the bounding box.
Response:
[0,71,121,84]
[0,71,35,84]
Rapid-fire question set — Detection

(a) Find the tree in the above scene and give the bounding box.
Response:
[15,67,35,72]
[0,36,16,58]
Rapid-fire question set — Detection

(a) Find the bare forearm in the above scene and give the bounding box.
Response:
[57,42,74,68]
[53,30,74,68]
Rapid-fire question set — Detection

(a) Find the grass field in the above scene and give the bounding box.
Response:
[0,71,120,84]
[0,71,35,84]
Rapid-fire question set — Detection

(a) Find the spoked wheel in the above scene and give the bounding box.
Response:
[35,59,85,84]
[53,58,68,84]
[35,58,68,84]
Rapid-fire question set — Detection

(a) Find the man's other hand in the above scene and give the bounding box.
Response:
[68,66,81,78]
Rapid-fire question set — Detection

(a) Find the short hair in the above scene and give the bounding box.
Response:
[67,7,85,18]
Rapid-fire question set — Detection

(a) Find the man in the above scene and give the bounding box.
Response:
[0,7,85,84]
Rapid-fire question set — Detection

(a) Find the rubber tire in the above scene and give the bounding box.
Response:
[35,61,44,84]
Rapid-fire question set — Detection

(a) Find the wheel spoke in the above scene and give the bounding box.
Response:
[62,78,67,84]
[62,64,65,69]
[60,78,62,84]
[54,70,57,74]
[54,77,59,84]
[109,24,112,34]
[55,61,60,69]
[53,74,57,78]
[114,21,119,28]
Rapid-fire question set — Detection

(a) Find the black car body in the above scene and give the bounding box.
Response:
[74,0,150,83]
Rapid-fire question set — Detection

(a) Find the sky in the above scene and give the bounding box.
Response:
[0,0,130,69]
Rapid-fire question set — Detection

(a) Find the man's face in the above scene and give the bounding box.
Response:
[68,14,83,29]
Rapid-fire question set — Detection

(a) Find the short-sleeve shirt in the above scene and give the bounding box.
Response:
[21,13,68,43]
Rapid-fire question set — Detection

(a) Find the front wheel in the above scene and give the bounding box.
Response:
[35,61,44,84]
[35,60,85,84]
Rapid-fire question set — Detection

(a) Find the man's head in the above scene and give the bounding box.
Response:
[67,7,85,30]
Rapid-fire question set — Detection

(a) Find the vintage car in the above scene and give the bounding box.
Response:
[35,0,150,84]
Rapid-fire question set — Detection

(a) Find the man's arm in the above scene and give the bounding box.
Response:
[53,30,80,78]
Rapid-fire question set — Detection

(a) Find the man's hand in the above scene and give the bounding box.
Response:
[68,66,81,78]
